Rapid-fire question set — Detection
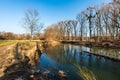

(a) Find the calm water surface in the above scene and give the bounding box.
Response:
[36,44,120,80]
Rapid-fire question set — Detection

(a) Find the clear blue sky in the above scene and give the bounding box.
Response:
[0,0,112,34]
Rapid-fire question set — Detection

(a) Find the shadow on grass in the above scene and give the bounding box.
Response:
[0,42,44,80]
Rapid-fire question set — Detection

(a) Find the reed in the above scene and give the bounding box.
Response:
[75,64,96,80]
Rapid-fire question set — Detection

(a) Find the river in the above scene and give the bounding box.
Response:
[36,44,120,80]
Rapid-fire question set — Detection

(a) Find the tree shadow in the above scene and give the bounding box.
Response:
[33,42,42,66]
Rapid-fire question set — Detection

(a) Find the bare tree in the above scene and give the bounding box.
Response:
[35,23,44,39]
[63,20,72,40]
[23,8,42,39]
[76,11,86,41]
[43,0,120,42]
[94,6,104,42]
[71,20,78,40]
[57,21,66,40]
[86,7,95,40]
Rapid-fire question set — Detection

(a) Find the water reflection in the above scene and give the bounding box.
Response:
[38,44,120,80]
[89,47,120,58]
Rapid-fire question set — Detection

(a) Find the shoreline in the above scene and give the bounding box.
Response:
[60,40,120,49]
[60,40,120,62]
[0,41,66,80]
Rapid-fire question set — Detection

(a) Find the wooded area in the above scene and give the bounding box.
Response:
[0,0,120,43]
[44,0,120,42]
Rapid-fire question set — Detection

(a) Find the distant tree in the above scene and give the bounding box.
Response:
[35,23,44,39]
[44,25,57,40]
[23,8,43,39]
[94,6,103,42]
[71,20,78,40]
[57,21,66,40]
[85,6,96,40]
[76,11,86,41]
[26,34,32,40]
[2,32,16,40]
[63,20,76,40]
[18,34,25,40]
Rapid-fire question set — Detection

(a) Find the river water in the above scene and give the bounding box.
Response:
[36,44,120,80]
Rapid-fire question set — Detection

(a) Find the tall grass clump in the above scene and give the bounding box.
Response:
[75,64,96,80]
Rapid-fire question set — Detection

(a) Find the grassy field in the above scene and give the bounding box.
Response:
[0,40,43,47]
[0,40,17,46]
[0,40,28,46]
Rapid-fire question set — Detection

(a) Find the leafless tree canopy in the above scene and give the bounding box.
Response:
[23,8,43,38]
[44,0,120,42]
[0,0,120,41]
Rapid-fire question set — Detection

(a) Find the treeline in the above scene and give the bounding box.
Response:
[44,0,120,42]
[0,8,44,40]
[0,0,120,42]
[0,32,44,40]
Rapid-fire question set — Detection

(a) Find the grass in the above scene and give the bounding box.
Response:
[75,64,96,80]
[0,40,16,46]
[0,40,31,47]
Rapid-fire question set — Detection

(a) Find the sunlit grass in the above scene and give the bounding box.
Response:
[75,64,96,80]
[0,40,31,46]
[0,40,16,46]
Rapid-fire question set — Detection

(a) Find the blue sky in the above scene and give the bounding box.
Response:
[0,0,112,34]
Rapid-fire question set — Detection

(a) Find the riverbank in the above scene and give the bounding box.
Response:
[0,40,119,80]
[83,51,120,62]
[60,40,120,62]
[60,40,120,49]
[38,43,120,80]
[0,41,37,79]
[43,40,120,62]
[0,41,66,80]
